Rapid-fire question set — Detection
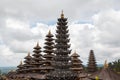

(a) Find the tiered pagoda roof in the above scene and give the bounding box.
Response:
[87,50,97,73]
[31,42,44,73]
[6,11,119,80]
[23,52,34,72]
[43,30,54,73]
[70,51,88,80]
[11,43,46,80]
[47,11,77,80]
[70,51,83,73]
[16,61,24,73]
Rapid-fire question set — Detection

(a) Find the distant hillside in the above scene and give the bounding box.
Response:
[84,64,103,67]
[97,64,103,67]
[0,67,17,74]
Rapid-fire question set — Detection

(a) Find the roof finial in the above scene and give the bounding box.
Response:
[20,60,23,65]
[28,52,30,56]
[74,50,76,53]
[48,30,51,35]
[61,10,64,19]
[37,42,39,47]
[104,60,108,69]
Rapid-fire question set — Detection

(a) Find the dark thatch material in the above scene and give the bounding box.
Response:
[89,68,120,80]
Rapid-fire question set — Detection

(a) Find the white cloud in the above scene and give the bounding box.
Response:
[93,9,120,46]
[0,18,56,66]
[0,0,120,66]
[92,9,120,62]
[0,45,26,67]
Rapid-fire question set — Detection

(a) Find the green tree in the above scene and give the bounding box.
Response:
[109,59,120,72]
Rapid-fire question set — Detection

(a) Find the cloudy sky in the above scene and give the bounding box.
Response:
[0,0,120,67]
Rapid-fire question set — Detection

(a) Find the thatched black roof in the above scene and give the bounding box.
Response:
[89,67,120,80]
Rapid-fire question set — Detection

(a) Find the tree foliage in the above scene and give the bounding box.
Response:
[108,59,120,72]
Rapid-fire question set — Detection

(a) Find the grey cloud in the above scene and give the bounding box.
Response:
[0,0,120,66]
[0,0,119,22]
[93,10,120,47]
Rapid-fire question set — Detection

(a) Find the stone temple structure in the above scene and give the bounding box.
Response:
[87,50,97,73]
[5,11,120,80]
[46,10,77,80]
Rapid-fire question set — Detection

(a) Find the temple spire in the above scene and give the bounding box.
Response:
[70,50,83,73]
[87,50,97,73]
[104,60,108,69]
[16,60,24,73]
[36,42,40,47]
[32,42,43,73]
[48,30,51,35]
[28,52,30,56]
[61,10,64,19]
[20,60,23,65]
[47,11,77,80]
[22,52,33,73]
[43,30,54,73]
